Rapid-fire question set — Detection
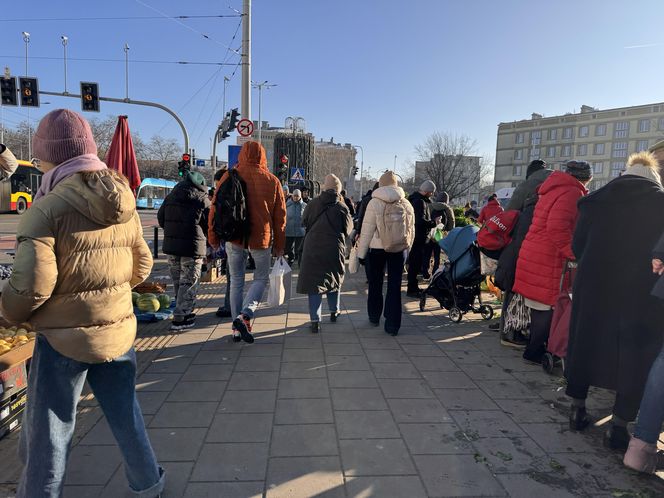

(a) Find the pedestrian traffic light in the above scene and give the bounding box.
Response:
[0,77,17,106]
[18,77,39,107]
[178,153,191,177]
[80,82,100,112]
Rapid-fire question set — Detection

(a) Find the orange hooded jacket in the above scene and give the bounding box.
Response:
[208,141,287,253]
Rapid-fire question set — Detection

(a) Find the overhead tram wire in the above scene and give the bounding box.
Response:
[0,55,235,66]
[0,15,241,22]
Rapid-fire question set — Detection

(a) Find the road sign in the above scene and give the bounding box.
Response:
[228,145,242,169]
[290,167,304,182]
[237,119,254,137]
[195,159,206,167]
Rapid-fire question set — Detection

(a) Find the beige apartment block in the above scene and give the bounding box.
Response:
[494,103,664,191]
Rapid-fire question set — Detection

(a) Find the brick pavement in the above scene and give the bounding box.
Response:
[1,267,664,497]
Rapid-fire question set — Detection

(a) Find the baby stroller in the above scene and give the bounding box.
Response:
[419,225,494,323]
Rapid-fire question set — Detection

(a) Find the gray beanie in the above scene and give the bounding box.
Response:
[420,180,436,193]
[435,191,449,203]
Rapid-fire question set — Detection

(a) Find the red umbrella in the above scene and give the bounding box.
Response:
[105,115,141,194]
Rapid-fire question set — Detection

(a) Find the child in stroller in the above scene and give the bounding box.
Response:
[419,225,494,323]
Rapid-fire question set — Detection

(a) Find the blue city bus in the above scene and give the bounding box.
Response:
[136,178,178,209]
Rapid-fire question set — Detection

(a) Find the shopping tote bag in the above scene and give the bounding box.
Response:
[267,257,292,307]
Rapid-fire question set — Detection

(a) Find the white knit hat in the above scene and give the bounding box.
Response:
[624,151,661,185]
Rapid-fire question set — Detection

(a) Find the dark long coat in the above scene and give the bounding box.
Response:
[297,190,353,295]
[566,175,664,395]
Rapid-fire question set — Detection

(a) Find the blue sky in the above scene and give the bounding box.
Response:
[2,0,664,178]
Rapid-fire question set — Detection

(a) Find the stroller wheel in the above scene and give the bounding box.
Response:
[419,294,426,312]
[448,307,462,323]
[542,353,555,374]
[479,305,494,321]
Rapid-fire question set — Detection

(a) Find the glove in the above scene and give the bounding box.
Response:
[358,258,366,266]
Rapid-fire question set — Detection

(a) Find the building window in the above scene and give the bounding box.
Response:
[548,129,558,141]
[593,143,605,155]
[636,140,649,152]
[614,121,629,138]
[577,144,588,156]
[515,132,524,144]
[546,146,556,158]
[595,124,607,136]
[579,125,589,138]
[638,119,650,133]
[612,142,628,158]
[514,149,523,160]
[531,130,541,145]
[513,165,522,177]
[561,144,572,157]
[530,147,541,159]
[563,127,574,139]
[611,161,624,177]
[658,117,664,131]
[592,162,604,175]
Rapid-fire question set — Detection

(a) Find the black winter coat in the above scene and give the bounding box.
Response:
[408,191,434,244]
[297,190,353,295]
[355,191,372,233]
[158,176,211,258]
[652,231,664,299]
[566,175,664,395]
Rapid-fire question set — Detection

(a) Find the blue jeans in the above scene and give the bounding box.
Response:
[18,336,164,498]
[634,342,664,444]
[308,291,340,322]
[368,249,405,333]
[226,242,272,319]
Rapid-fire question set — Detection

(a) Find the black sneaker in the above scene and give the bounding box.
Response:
[171,317,195,331]
[216,307,232,318]
[232,314,254,344]
[330,312,340,323]
[232,332,242,343]
[185,313,196,321]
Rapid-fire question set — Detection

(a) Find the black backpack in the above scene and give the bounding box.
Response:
[213,169,249,245]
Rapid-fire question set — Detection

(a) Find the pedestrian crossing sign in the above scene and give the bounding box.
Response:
[290,167,304,182]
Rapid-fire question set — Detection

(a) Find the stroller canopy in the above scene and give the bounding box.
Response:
[439,225,479,281]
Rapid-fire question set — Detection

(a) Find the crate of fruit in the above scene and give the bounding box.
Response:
[132,292,175,322]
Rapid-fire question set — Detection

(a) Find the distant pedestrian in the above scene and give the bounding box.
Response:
[283,184,292,202]
[565,152,664,451]
[297,174,353,333]
[422,190,455,278]
[209,141,286,343]
[1,109,163,498]
[513,160,591,364]
[477,193,503,224]
[285,188,306,266]
[341,189,356,216]
[464,201,479,221]
[0,143,19,179]
[358,171,414,335]
[407,180,436,298]
[301,187,311,204]
[355,182,380,282]
[158,171,210,330]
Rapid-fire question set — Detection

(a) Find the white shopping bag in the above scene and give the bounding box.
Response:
[267,257,292,307]
[348,244,360,274]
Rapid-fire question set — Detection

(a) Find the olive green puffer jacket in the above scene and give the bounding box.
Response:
[1,169,152,363]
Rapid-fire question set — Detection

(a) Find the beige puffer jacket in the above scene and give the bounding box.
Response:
[357,185,415,258]
[1,169,152,363]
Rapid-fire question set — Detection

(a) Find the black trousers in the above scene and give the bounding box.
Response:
[523,308,553,361]
[368,249,405,334]
[565,382,642,422]
[285,236,304,265]
[422,240,441,276]
[407,239,426,292]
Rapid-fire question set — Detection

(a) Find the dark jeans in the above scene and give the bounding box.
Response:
[566,381,643,422]
[523,308,552,361]
[368,249,405,334]
[285,236,304,266]
[422,240,441,276]
[407,239,426,292]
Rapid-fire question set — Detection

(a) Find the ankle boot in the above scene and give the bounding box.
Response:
[311,322,320,334]
[569,405,591,431]
[623,437,657,473]
[604,424,630,451]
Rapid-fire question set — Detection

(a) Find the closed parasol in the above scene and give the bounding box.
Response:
[105,115,141,193]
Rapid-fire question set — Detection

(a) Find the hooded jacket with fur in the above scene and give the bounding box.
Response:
[1,168,153,363]
[357,185,415,258]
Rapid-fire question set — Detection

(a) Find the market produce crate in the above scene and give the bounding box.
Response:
[0,344,31,401]
[0,386,27,440]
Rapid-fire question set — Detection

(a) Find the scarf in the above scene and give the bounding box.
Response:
[35,154,107,202]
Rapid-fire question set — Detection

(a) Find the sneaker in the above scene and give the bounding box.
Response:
[624,437,657,473]
[232,314,254,344]
[171,317,195,331]
[311,322,320,334]
[185,313,196,321]
[232,331,242,343]
[216,307,232,318]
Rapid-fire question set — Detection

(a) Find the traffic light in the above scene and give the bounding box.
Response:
[220,108,241,140]
[277,154,289,181]
[178,153,191,177]
[0,77,17,106]
[351,166,359,176]
[80,82,100,112]
[18,77,39,107]
[228,108,240,133]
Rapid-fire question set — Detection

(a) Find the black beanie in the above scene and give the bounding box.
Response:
[526,159,546,179]
[565,160,592,181]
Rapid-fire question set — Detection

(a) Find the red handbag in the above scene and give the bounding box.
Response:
[547,261,576,359]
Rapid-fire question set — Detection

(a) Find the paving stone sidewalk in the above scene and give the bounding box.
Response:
[2,266,664,497]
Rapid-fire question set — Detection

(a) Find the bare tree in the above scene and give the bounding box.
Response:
[88,116,119,159]
[415,132,486,201]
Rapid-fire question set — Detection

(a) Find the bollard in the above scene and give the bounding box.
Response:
[153,226,159,259]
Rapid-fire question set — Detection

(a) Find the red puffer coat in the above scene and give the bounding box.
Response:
[513,171,588,306]
[478,198,503,224]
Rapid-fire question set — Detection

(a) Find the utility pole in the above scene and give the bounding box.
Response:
[241,0,251,122]
[252,80,276,144]
[61,35,68,94]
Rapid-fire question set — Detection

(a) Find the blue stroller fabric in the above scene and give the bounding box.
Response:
[438,225,479,282]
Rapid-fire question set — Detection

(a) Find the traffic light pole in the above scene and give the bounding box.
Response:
[242,0,251,122]
[39,90,190,153]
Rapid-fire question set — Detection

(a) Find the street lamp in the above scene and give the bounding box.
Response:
[61,35,69,94]
[251,80,277,144]
[22,32,31,159]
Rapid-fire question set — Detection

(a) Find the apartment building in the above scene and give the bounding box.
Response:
[494,103,664,191]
